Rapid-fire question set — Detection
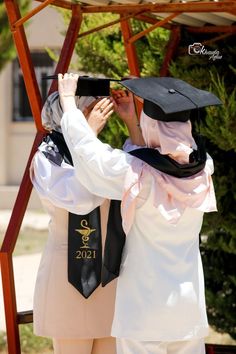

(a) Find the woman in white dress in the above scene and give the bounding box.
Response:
[30,83,144,354]
[57,73,221,354]
[30,92,117,354]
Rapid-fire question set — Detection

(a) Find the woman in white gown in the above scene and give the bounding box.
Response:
[58,73,220,354]
[30,92,117,354]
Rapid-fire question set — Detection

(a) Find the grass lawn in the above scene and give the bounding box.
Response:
[0,324,53,353]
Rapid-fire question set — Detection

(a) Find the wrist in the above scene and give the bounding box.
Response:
[60,96,77,113]
[60,93,75,97]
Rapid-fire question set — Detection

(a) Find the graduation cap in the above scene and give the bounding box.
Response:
[119,77,222,122]
[43,75,119,97]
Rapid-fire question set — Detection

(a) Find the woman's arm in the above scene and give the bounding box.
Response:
[61,108,134,200]
[59,73,136,200]
[30,150,105,215]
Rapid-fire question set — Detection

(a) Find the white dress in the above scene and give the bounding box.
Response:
[61,109,210,341]
[30,148,117,338]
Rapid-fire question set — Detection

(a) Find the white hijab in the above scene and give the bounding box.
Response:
[41,91,96,132]
[121,111,217,234]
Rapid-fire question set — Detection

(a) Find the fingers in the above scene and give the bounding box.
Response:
[94,97,114,113]
[58,72,79,86]
[104,108,114,121]
[112,89,133,105]
[112,89,129,99]
[58,72,79,98]
[102,101,114,117]
[58,72,79,80]
[87,97,114,135]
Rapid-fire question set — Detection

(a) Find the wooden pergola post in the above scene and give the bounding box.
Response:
[160,26,181,77]
[48,4,83,95]
[0,2,83,353]
[120,17,140,76]
[120,17,142,115]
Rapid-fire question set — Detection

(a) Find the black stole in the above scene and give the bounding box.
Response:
[42,131,102,298]
[42,130,207,291]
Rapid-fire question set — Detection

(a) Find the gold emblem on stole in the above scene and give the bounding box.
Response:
[75,219,96,259]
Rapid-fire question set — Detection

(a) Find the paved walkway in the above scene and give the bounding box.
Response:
[0,210,49,332]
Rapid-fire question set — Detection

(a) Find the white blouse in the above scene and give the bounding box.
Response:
[30,144,117,339]
[31,141,104,215]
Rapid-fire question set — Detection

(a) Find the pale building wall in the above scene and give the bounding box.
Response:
[0,2,65,209]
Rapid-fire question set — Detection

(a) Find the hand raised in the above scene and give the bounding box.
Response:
[58,73,79,112]
[86,97,114,136]
[58,73,79,97]
[112,89,137,124]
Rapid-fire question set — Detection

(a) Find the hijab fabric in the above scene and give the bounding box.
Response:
[41,91,96,132]
[121,111,217,234]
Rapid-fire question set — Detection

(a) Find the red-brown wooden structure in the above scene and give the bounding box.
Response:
[1,0,236,353]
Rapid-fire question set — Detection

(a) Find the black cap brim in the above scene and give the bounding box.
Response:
[119,77,222,121]
[42,75,119,97]
[76,77,120,96]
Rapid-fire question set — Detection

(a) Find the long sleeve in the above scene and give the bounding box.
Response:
[61,109,135,200]
[30,151,104,215]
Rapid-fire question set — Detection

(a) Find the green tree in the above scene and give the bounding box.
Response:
[0,0,30,70]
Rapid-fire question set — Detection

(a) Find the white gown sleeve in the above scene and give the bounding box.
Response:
[30,150,104,215]
[61,109,135,200]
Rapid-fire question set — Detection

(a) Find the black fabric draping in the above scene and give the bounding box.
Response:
[41,131,102,298]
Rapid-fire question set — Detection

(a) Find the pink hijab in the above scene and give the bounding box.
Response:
[121,111,217,234]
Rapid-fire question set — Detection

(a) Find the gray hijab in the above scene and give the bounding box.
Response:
[41,91,96,133]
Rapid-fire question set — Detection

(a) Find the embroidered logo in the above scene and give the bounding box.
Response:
[75,220,96,259]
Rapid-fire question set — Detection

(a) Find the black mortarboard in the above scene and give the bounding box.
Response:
[75,76,120,96]
[120,77,222,122]
[43,75,119,97]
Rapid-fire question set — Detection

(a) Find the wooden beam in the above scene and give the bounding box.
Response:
[48,4,83,94]
[160,26,180,77]
[127,13,179,44]
[12,0,54,29]
[188,25,236,33]
[78,11,145,38]
[0,253,20,354]
[17,310,33,325]
[134,13,172,30]
[120,17,140,76]
[120,17,142,116]
[36,0,73,10]
[80,1,236,14]
[35,0,236,16]
[0,131,45,352]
